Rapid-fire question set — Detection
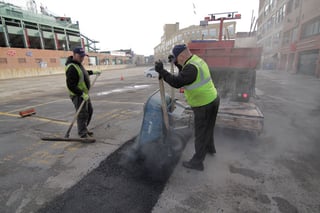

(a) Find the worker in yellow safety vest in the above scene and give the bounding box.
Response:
[155,44,220,171]
[65,47,100,138]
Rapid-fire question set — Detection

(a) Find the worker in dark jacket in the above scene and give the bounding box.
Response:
[65,47,100,138]
[155,44,220,171]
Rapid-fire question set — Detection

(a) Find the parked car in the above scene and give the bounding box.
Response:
[144,67,159,78]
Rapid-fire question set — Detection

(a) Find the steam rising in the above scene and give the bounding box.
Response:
[120,127,193,181]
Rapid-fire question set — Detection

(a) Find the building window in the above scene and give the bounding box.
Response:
[282,31,290,45]
[292,27,298,42]
[209,29,217,37]
[279,4,286,23]
[202,29,208,37]
[287,0,293,15]
[197,31,201,39]
[276,11,280,23]
[273,32,280,46]
[18,58,26,63]
[50,58,56,63]
[177,35,180,42]
[191,31,196,39]
[294,0,300,9]
[0,58,8,64]
[301,16,320,38]
[264,4,269,17]
[227,25,234,35]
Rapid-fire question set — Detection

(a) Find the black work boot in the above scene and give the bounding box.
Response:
[207,148,216,156]
[207,145,216,156]
[182,160,204,171]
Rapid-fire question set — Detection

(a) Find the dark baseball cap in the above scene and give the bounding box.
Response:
[73,47,88,57]
[172,44,187,58]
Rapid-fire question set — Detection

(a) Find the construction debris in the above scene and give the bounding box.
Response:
[19,108,36,117]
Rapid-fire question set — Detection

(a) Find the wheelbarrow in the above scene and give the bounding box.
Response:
[129,81,192,179]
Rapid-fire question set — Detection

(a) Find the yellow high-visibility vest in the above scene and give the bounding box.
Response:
[184,55,217,107]
[65,63,88,96]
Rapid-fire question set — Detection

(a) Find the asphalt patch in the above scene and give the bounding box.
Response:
[272,197,298,213]
[37,128,191,213]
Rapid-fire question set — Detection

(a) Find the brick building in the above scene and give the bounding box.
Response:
[257,0,320,77]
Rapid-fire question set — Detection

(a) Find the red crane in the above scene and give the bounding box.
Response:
[201,11,241,41]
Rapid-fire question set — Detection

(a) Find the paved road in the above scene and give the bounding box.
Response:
[1,68,320,213]
[153,70,320,213]
[0,66,171,213]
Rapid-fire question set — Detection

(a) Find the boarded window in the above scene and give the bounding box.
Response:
[18,58,26,63]
[0,58,8,64]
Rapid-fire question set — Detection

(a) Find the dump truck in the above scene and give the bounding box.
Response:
[186,12,264,135]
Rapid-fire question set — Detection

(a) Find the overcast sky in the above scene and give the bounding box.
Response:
[6,0,259,55]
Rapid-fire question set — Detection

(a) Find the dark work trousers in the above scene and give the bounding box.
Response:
[71,95,93,137]
[191,95,220,163]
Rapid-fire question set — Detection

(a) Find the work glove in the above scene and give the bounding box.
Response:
[93,71,101,75]
[155,60,165,80]
[168,54,175,63]
[81,93,89,101]
[155,60,164,72]
[168,54,182,72]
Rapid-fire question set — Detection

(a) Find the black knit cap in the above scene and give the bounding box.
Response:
[172,44,187,58]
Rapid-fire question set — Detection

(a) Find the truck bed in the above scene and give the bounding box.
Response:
[217,100,264,135]
[172,98,264,135]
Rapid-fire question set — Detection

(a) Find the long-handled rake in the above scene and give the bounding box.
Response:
[41,74,100,143]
